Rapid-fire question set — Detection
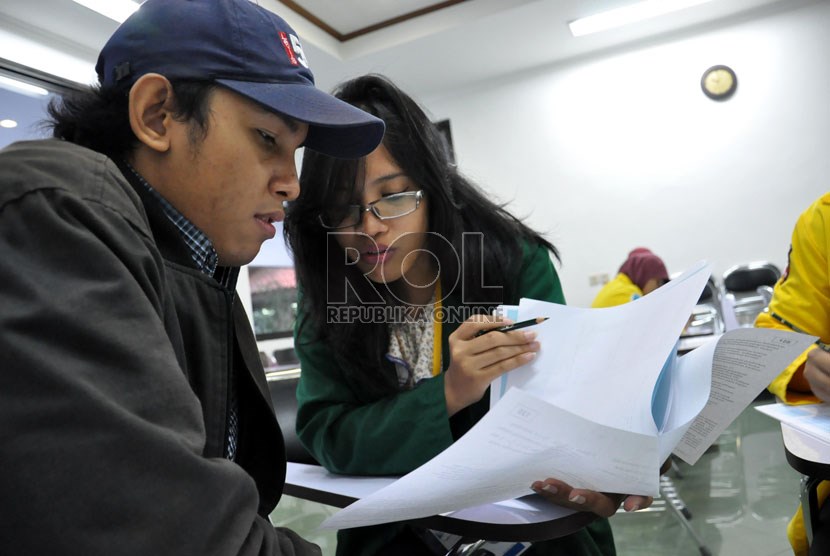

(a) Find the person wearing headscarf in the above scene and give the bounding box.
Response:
[591,248,669,308]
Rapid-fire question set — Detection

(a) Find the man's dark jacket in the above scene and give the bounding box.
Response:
[0,139,319,555]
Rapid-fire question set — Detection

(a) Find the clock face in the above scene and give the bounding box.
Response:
[701,65,737,100]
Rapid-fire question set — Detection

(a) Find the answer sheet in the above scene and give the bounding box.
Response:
[321,261,814,530]
[323,262,713,530]
[322,387,657,530]
[674,328,816,464]
[493,260,713,434]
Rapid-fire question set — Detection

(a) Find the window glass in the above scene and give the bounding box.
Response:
[248,221,297,340]
[0,74,61,149]
[250,266,298,340]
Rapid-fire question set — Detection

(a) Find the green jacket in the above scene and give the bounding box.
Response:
[295,242,615,556]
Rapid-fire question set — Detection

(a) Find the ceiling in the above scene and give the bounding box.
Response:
[0,0,817,99]
[277,0,479,41]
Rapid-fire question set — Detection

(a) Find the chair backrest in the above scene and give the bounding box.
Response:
[698,276,718,303]
[273,346,300,366]
[720,293,741,331]
[258,351,275,369]
[757,285,774,306]
[266,369,318,465]
[721,261,781,328]
[682,275,725,338]
[722,262,781,293]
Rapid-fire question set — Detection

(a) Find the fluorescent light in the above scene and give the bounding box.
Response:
[569,0,716,37]
[0,119,18,129]
[0,75,49,97]
[71,0,140,23]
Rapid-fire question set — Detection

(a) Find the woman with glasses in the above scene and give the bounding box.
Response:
[283,74,651,556]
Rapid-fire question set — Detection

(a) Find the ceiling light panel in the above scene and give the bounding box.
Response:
[569,0,716,37]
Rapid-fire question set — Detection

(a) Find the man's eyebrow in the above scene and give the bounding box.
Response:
[277,113,301,133]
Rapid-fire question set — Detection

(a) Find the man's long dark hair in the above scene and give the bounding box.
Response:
[46,79,217,159]
[284,74,558,400]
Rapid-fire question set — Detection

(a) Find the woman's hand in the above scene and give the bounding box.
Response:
[531,478,654,517]
[804,347,830,402]
[444,315,541,416]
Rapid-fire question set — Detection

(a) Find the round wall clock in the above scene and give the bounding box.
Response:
[701,65,737,100]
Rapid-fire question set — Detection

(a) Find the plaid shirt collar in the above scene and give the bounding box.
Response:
[124,163,235,289]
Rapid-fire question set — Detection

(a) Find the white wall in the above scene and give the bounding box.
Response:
[7,0,825,325]
[423,2,829,307]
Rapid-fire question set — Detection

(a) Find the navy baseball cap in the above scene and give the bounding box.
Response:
[96,0,384,159]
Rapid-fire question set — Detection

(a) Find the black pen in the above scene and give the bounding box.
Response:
[475,317,549,337]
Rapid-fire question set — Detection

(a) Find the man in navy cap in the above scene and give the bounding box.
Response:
[0,1,383,554]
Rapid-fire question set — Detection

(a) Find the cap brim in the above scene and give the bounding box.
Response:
[217,79,384,159]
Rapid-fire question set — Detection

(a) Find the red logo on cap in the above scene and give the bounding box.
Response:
[279,32,299,66]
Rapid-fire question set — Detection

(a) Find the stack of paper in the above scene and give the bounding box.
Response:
[321,261,815,530]
[756,402,830,463]
[756,402,830,444]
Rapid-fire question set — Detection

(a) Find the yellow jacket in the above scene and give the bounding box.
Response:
[755,192,830,405]
[754,192,830,556]
[591,273,642,308]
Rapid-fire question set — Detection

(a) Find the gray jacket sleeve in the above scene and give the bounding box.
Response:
[0,174,320,553]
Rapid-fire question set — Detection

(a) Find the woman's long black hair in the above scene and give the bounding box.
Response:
[284,74,558,400]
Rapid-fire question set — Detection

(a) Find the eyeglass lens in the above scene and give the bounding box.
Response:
[321,191,420,229]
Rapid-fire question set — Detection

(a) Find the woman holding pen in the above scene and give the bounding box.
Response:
[284,74,652,556]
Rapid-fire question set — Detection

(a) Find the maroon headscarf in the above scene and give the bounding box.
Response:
[618,248,669,290]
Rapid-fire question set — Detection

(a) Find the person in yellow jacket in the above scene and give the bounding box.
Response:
[755,192,830,556]
[591,247,669,308]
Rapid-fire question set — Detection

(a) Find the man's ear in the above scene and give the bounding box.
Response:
[128,74,177,153]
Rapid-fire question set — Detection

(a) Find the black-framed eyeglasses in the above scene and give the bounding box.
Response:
[318,190,423,230]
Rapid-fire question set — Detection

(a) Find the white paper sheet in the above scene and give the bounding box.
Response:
[756,401,830,444]
[285,463,581,526]
[489,305,520,408]
[495,260,712,435]
[286,461,398,500]
[780,423,830,464]
[674,328,816,464]
[322,388,657,530]
[321,261,814,530]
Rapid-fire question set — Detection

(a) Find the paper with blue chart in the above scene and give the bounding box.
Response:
[321,261,815,531]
